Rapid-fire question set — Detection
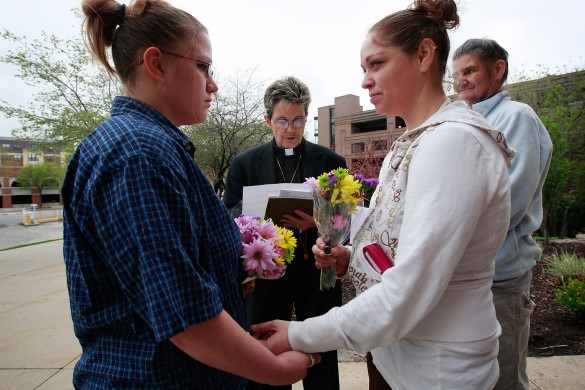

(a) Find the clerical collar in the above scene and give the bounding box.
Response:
[273,138,305,157]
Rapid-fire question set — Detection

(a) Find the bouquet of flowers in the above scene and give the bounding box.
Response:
[354,174,380,207]
[234,215,297,282]
[305,167,364,290]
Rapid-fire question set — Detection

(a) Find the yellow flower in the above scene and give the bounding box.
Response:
[273,256,286,265]
[278,227,297,249]
[336,175,362,204]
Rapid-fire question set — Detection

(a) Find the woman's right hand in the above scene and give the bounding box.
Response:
[312,237,350,275]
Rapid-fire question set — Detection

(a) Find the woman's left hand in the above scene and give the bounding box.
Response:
[251,320,292,356]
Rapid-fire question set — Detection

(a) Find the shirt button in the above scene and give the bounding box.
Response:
[184,144,192,151]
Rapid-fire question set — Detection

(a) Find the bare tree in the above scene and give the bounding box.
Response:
[184,68,273,194]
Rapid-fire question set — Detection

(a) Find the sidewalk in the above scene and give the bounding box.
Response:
[0,241,583,389]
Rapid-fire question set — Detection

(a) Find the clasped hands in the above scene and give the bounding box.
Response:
[251,237,350,365]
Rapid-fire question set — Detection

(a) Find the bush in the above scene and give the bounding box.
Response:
[555,278,585,315]
[547,250,585,283]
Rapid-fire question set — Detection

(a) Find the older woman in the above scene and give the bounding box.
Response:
[62,1,316,388]
[253,1,516,389]
[224,76,346,390]
[452,38,552,390]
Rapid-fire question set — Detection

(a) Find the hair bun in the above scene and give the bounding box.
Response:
[411,0,459,31]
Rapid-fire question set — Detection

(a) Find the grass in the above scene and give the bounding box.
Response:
[547,250,585,283]
[0,238,63,252]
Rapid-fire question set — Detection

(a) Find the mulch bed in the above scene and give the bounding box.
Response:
[341,239,585,357]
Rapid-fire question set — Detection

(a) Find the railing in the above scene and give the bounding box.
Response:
[22,204,63,226]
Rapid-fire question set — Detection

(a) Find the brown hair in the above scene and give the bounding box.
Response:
[81,0,206,84]
[369,0,460,77]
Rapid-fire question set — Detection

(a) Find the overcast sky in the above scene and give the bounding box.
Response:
[1,0,584,137]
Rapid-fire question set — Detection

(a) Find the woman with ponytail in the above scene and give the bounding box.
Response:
[62,1,318,388]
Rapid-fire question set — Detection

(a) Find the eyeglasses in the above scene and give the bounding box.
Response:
[161,49,214,78]
[273,118,306,129]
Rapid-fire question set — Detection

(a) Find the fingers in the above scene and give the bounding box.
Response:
[250,320,292,355]
[306,353,322,368]
[281,213,303,231]
[312,241,342,258]
[250,320,276,336]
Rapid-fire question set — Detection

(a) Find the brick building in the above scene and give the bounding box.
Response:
[0,136,65,208]
[316,71,585,170]
[315,94,404,170]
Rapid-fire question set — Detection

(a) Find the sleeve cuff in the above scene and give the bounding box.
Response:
[336,245,353,279]
[288,307,348,353]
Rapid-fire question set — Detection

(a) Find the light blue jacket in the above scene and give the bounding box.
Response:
[474,91,553,282]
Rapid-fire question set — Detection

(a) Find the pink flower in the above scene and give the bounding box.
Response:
[305,177,317,190]
[274,245,285,259]
[257,220,279,241]
[263,261,287,279]
[235,215,260,244]
[331,215,348,230]
[241,238,277,275]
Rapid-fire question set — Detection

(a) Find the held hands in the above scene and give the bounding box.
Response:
[281,210,315,232]
[251,320,293,355]
[251,320,322,372]
[312,237,351,275]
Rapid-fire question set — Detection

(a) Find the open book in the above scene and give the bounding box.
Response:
[264,196,313,224]
[242,183,312,221]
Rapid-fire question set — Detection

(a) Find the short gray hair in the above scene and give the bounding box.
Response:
[263,76,311,119]
[453,39,509,86]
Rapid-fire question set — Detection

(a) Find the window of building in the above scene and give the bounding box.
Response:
[12,144,22,152]
[1,154,10,161]
[395,116,406,129]
[14,154,22,161]
[330,108,336,147]
[372,140,388,151]
[29,153,39,161]
[351,142,365,154]
[2,144,9,151]
[46,156,54,162]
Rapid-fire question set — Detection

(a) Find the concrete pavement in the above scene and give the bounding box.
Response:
[1,240,584,389]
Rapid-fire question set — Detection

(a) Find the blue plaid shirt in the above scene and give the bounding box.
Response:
[62,96,247,389]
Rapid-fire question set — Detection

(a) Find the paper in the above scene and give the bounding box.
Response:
[242,183,311,219]
[350,206,370,244]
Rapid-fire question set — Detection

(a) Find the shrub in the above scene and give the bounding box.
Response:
[555,278,585,315]
[547,250,585,283]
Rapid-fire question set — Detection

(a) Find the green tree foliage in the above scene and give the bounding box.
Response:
[184,69,273,194]
[17,163,64,207]
[509,68,585,238]
[0,30,117,146]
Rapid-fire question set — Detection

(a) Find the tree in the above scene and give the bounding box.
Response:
[17,163,64,207]
[0,30,117,146]
[509,68,585,239]
[184,68,273,194]
[349,139,384,179]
